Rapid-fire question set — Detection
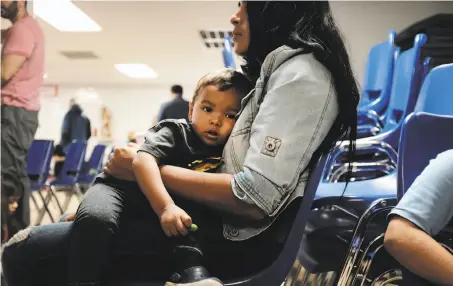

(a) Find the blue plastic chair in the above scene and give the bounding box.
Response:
[357,31,398,125]
[296,54,452,283]
[118,156,329,286]
[222,36,236,69]
[324,34,428,183]
[78,144,107,187]
[336,63,453,285]
[26,140,55,224]
[44,140,87,219]
[356,34,427,139]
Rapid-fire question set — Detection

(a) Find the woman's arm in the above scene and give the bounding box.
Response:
[159,165,265,220]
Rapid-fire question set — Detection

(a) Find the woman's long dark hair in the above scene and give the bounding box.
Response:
[243,1,359,176]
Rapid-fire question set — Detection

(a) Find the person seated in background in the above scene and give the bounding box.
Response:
[67,69,253,285]
[157,84,190,122]
[384,149,453,286]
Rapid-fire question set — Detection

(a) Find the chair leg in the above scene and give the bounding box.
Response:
[74,183,84,201]
[35,189,55,225]
[352,234,385,286]
[336,198,396,286]
[370,269,402,286]
[60,184,83,213]
[48,185,64,215]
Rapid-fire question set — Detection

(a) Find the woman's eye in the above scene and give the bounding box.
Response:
[202,107,213,113]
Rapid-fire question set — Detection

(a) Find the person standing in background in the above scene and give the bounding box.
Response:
[156,84,189,122]
[1,0,45,241]
[60,98,92,152]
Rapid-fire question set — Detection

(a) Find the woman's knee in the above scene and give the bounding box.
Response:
[74,201,120,236]
[2,227,33,272]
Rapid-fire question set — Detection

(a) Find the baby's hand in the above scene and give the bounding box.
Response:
[159,204,192,237]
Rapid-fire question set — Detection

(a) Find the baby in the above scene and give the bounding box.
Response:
[133,69,252,236]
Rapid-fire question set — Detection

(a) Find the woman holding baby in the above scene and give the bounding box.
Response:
[2,2,359,286]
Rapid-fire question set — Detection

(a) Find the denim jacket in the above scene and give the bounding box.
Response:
[220,46,339,241]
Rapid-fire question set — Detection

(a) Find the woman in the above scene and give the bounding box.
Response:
[1,2,359,285]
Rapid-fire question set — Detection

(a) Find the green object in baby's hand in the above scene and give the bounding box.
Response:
[189,224,198,233]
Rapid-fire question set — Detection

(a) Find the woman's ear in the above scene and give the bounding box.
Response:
[188,101,193,121]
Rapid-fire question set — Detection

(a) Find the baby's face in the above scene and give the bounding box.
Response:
[189,85,242,146]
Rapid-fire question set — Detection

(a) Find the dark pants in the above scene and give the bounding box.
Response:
[1,105,39,240]
[2,181,283,286]
[402,268,438,286]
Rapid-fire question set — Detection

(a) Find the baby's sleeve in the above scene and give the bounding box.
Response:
[137,124,177,162]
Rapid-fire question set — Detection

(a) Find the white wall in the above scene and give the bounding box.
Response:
[35,85,195,146]
[34,1,453,146]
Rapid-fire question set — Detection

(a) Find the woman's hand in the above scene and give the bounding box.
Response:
[104,143,139,181]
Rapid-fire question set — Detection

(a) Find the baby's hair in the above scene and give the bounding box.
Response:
[193,69,253,102]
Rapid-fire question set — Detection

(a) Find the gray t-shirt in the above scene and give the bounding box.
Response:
[389,150,453,236]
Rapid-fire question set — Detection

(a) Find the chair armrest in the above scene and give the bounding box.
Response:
[324,140,397,182]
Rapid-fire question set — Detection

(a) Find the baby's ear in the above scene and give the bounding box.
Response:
[188,101,194,121]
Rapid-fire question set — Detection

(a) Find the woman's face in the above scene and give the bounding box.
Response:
[230,1,250,56]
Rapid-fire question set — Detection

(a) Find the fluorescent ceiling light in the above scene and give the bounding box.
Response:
[34,0,101,32]
[115,64,158,79]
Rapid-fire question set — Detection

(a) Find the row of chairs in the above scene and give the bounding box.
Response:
[27,140,107,225]
[209,31,452,285]
[293,33,453,285]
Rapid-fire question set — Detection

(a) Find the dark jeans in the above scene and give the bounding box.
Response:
[402,268,438,286]
[2,181,283,286]
[1,105,39,239]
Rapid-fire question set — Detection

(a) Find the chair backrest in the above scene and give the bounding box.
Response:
[397,113,453,200]
[361,31,398,111]
[222,36,236,69]
[26,140,54,187]
[80,144,107,183]
[58,140,87,181]
[383,34,427,132]
[244,156,328,285]
[397,63,453,200]
[414,63,453,115]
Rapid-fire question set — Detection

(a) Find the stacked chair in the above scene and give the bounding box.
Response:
[337,63,453,285]
[356,31,398,137]
[294,33,431,285]
[324,34,428,184]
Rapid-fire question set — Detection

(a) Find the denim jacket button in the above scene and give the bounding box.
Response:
[229,229,239,237]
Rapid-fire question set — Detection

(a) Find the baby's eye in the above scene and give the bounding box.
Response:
[202,107,213,113]
[225,113,237,120]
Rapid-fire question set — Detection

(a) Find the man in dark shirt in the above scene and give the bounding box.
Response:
[157,85,190,122]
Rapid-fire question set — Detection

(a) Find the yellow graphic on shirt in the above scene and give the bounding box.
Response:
[187,157,223,173]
